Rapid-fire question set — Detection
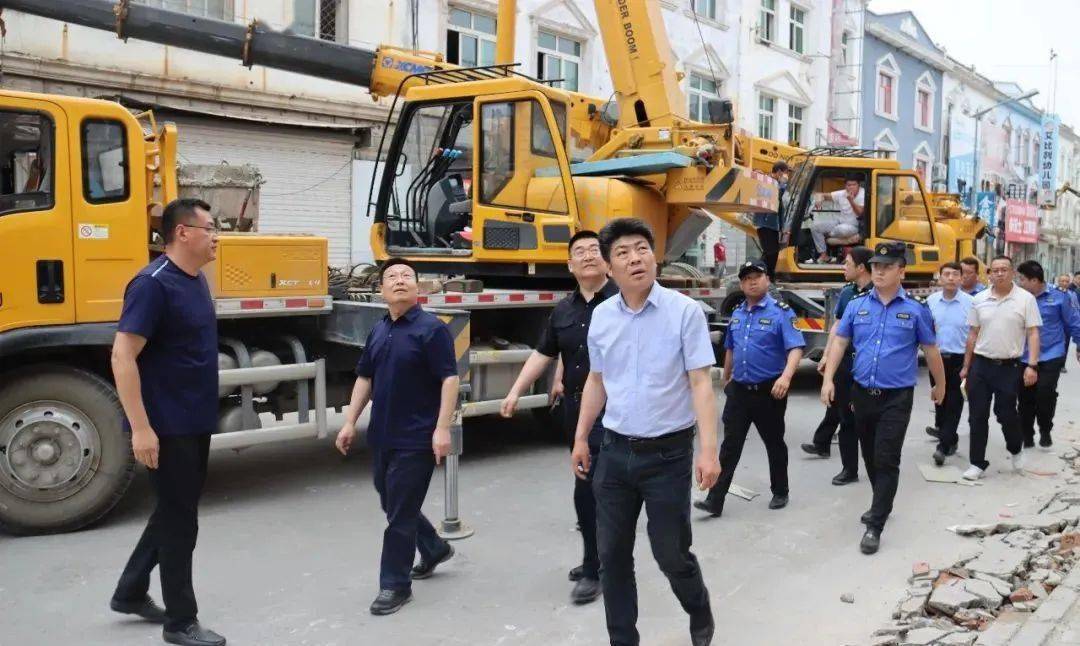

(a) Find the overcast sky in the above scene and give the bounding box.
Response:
[868,0,1080,127]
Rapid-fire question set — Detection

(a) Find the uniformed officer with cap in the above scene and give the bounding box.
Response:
[695,259,805,517]
[821,242,945,555]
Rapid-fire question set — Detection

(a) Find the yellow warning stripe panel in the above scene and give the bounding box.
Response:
[437,314,472,379]
[794,318,826,331]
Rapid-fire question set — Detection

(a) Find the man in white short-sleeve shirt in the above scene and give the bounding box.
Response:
[810,175,865,262]
[960,255,1042,481]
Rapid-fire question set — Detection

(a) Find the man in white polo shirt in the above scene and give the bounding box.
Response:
[960,255,1042,480]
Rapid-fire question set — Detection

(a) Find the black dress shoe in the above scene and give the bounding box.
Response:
[860,510,872,524]
[110,595,166,623]
[690,612,715,646]
[932,449,946,466]
[370,589,412,616]
[163,622,226,646]
[571,577,601,604]
[1023,438,1036,449]
[1040,434,1053,448]
[768,494,788,510]
[568,565,583,582]
[693,500,723,517]
[831,470,858,485]
[860,529,881,555]
[925,426,940,439]
[944,443,958,456]
[800,443,830,458]
[411,544,455,580]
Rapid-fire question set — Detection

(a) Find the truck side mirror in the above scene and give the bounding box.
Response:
[706,99,734,126]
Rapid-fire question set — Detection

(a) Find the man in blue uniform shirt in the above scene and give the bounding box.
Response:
[1058,273,1080,370]
[802,246,873,486]
[110,198,226,646]
[960,257,986,296]
[573,218,720,646]
[336,258,460,616]
[695,259,804,517]
[821,242,945,555]
[1016,261,1080,448]
[926,262,974,465]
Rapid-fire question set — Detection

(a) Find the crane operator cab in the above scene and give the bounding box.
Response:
[789,170,868,265]
[374,87,577,266]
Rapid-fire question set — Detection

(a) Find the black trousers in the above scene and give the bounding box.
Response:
[593,429,712,646]
[706,380,789,509]
[372,448,449,591]
[811,360,859,475]
[756,227,780,280]
[967,356,1024,470]
[931,353,966,452]
[565,394,603,580]
[851,385,913,533]
[1019,356,1066,443]
[114,433,211,632]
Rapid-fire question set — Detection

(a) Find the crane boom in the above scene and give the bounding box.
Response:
[593,0,686,129]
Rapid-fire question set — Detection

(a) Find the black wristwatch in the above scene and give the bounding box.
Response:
[1026,363,1038,369]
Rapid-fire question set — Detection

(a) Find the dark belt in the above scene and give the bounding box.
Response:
[605,427,694,452]
[974,355,1020,366]
[941,352,965,360]
[732,377,778,392]
[853,383,912,397]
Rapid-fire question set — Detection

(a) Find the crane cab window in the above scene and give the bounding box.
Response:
[82,120,130,203]
[874,174,933,245]
[479,99,568,213]
[377,100,475,250]
[0,111,53,217]
[789,169,867,265]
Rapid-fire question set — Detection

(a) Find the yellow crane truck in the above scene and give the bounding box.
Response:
[0,0,984,533]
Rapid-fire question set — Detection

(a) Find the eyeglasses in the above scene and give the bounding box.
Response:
[381,272,416,283]
[182,223,219,234]
[570,246,602,259]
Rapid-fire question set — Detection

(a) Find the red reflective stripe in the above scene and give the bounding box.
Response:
[240,300,264,310]
[539,293,555,301]
[417,296,429,305]
[285,298,307,308]
[509,293,525,302]
[444,295,463,304]
[478,294,495,302]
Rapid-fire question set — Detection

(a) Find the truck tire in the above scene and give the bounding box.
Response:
[0,365,134,535]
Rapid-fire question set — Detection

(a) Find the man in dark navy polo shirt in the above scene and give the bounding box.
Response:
[110,198,226,646]
[335,258,460,616]
[500,230,616,605]
[821,242,945,555]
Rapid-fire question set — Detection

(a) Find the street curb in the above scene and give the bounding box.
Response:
[995,558,1080,646]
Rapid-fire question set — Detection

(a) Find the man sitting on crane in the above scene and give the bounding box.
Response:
[809,174,865,263]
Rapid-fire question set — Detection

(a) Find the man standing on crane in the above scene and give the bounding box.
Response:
[753,161,790,279]
[573,218,720,646]
[500,230,616,605]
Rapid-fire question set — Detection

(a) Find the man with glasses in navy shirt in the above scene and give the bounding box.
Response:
[821,242,945,555]
[110,198,226,646]
[335,258,460,616]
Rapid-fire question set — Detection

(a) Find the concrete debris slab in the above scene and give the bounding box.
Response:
[727,484,759,501]
[938,632,977,645]
[1002,529,1050,550]
[929,582,979,615]
[972,573,1013,597]
[961,578,1003,609]
[948,515,1075,537]
[896,593,930,619]
[1059,531,1080,553]
[901,627,948,645]
[918,464,980,485]
[964,539,1030,579]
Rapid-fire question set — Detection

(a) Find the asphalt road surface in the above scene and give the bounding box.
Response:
[3,361,1078,645]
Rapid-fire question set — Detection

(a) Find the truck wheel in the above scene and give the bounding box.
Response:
[0,365,134,535]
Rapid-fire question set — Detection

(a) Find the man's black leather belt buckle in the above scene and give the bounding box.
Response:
[736,379,775,392]
[977,355,1018,366]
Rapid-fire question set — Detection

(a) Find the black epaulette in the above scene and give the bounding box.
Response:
[912,295,929,307]
[777,301,791,310]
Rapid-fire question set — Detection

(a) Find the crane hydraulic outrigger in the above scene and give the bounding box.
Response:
[0,0,779,280]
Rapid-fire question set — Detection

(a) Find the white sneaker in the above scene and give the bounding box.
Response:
[1011,451,1026,472]
[962,465,985,481]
